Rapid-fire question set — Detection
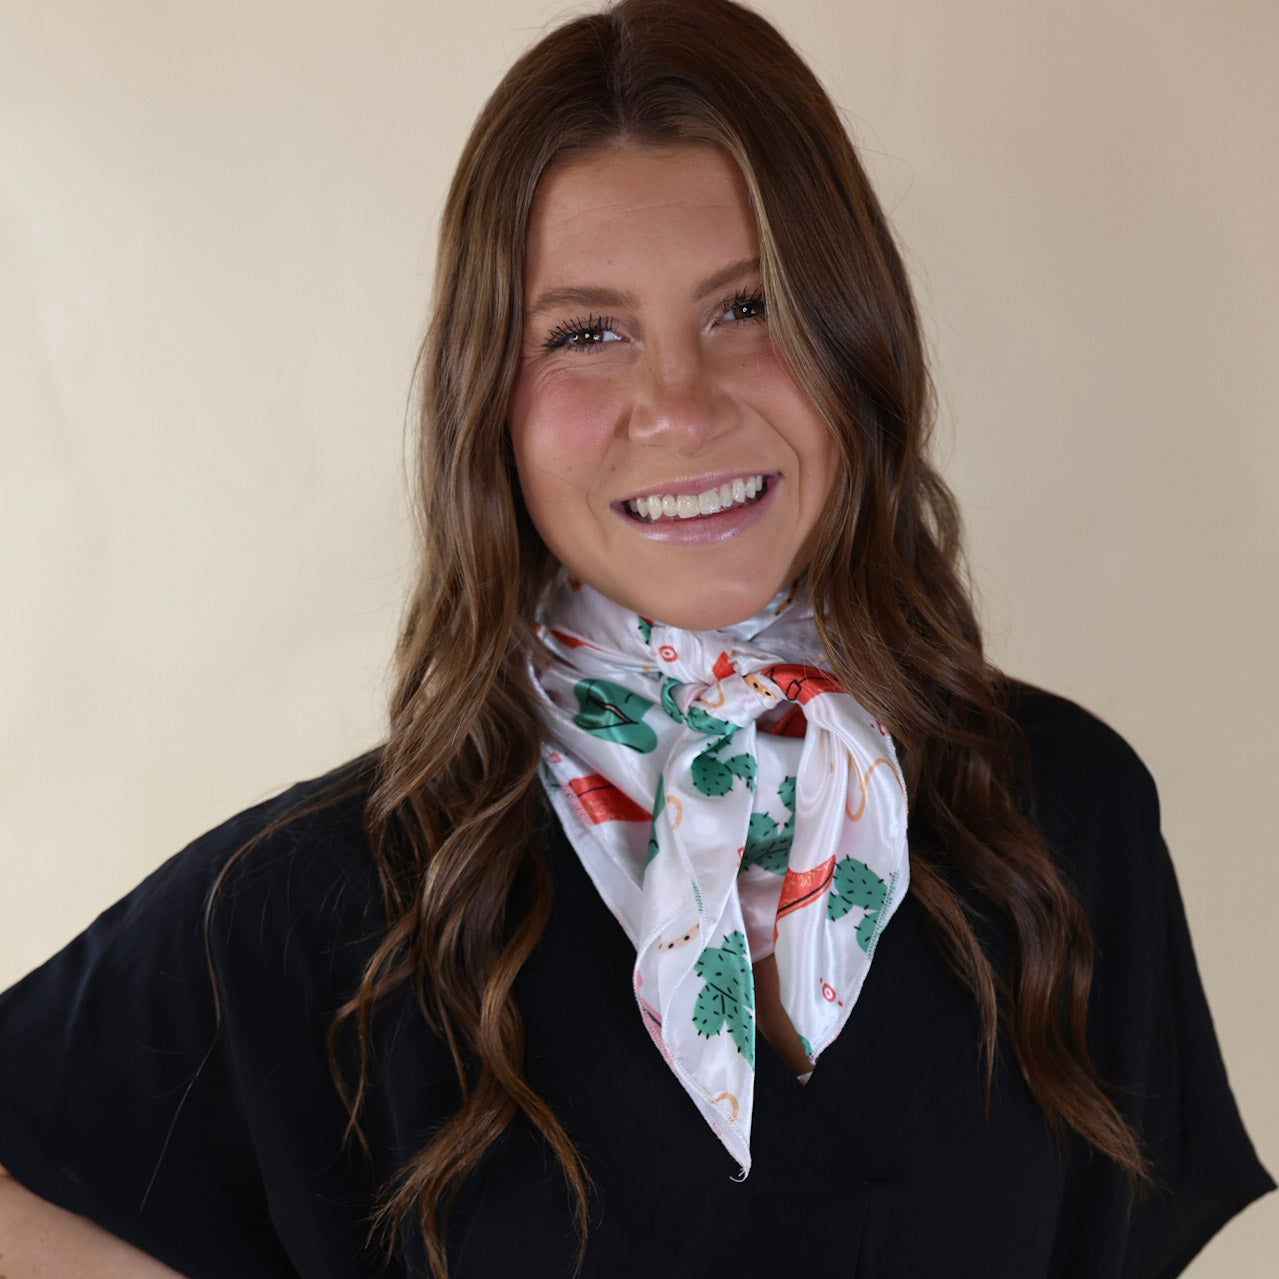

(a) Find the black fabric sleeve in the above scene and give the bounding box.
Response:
[1120,848,1275,1277]
[1012,686,1273,1276]
[0,773,388,1279]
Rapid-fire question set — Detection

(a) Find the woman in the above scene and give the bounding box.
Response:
[0,0,1270,1275]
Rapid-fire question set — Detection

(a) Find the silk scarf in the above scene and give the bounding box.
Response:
[532,575,909,1173]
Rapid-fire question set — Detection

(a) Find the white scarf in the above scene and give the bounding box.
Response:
[532,576,909,1173]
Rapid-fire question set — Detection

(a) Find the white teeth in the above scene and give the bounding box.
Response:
[626,474,768,522]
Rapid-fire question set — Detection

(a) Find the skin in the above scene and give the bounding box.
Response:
[508,142,840,632]
[0,1165,185,1276]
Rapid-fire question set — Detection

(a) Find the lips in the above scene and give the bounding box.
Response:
[623,473,770,522]
[613,471,780,549]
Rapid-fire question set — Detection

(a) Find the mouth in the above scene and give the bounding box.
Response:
[623,473,770,522]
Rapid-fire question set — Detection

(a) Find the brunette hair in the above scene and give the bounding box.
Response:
[334,0,1147,1271]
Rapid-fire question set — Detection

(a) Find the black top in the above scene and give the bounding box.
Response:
[0,688,1271,1277]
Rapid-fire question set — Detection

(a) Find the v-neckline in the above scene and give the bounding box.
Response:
[535,799,873,1194]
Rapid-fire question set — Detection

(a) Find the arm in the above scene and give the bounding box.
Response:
[0,1168,185,1278]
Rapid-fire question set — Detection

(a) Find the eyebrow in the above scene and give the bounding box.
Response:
[525,255,761,318]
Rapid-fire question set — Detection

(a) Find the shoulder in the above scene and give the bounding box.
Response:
[196,753,381,914]
[122,752,378,925]
[1001,682,1163,902]
[2,754,384,1036]
[184,752,378,883]
[1004,681,1157,809]
[181,754,386,1014]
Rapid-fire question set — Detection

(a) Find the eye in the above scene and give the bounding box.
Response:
[542,314,622,353]
[719,288,767,324]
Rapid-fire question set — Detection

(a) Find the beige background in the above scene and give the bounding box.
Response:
[1,0,1274,1267]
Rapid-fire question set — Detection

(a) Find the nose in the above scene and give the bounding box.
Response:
[625,343,735,452]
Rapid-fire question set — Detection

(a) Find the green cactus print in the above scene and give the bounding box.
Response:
[656,678,758,799]
[637,615,653,644]
[740,775,796,874]
[692,931,755,1067]
[690,734,759,797]
[646,775,664,865]
[686,703,733,737]
[741,813,791,873]
[660,678,733,738]
[724,753,756,790]
[660,677,684,724]
[691,750,735,797]
[826,856,888,951]
[573,679,658,753]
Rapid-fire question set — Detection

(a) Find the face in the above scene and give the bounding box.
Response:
[508,143,839,630]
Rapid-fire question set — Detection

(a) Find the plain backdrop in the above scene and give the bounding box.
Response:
[1,0,1275,1270]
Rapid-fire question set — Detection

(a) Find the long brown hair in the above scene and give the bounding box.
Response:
[334,0,1147,1271]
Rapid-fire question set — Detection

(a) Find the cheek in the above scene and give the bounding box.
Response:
[508,369,618,528]
[746,351,838,492]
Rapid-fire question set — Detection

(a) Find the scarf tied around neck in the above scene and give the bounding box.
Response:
[532,576,909,1173]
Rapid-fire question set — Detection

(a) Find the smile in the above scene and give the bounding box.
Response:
[625,474,768,522]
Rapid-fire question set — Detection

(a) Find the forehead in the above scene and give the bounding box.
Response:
[522,143,759,286]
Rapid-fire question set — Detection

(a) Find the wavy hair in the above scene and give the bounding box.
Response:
[331,0,1148,1272]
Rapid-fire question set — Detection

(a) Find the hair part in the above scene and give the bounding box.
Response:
[326,1,1149,1272]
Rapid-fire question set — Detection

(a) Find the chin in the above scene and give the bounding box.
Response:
[635,583,786,632]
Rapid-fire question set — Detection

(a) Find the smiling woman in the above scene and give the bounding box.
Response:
[0,1,1272,1277]
[509,144,838,630]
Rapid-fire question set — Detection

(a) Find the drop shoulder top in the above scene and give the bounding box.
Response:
[0,686,1272,1277]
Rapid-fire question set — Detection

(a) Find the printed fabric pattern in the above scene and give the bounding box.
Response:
[532,576,910,1173]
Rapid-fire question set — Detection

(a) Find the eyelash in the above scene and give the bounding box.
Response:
[542,313,618,353]
[541,288,767,354]
[723,288,767,324]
